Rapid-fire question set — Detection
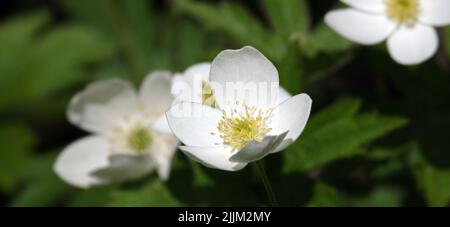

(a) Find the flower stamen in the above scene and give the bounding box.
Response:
[217,104,272,150]
[201,80,217,108]
[384,0,419,26]
[126,125,152,153]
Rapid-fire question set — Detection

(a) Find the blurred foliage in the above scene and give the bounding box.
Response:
[283,98,408,172]
[12,152,73,206]
[0,0,449,207]
[0,123,35,192]
[0,11,116,110]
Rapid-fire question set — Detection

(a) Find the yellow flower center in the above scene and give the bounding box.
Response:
[385,0,419,25]
[201,80,217,108]
[215,104,272,150]
[126,125,152,153]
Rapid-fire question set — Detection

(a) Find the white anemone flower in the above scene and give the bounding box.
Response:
[166,46,312,171]
[325,0,450,65]
[54,72,178,188]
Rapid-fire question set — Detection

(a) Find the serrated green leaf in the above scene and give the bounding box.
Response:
[412,153,450,207]
[417,167,450,206]
[306,98,361,132]
[284,100,408,173]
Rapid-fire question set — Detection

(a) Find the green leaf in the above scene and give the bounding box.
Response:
[306,98,361,132]
[109,180,181,206]
[0,11,48,52]
[297,23,353,58]
[0,12,48,108]
[190,160,214,188]
[417,166,450,206]
[262,0,309,36]
[69,186,113,207]
[12,152,73,206]
[0,123,35,192]
[24,26,116,96]
[366,142,418,161]
[0,12,116,109]
[349,186,404,207]
[284,99,408,172]
[308,182,345,206]
[173,0,285,61]
[412,152,450,206]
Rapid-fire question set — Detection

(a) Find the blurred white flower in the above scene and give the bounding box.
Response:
[325,0,450,65]
[54,72,178,188]
[166,46,312,171]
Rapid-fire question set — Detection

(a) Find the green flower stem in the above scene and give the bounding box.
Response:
[253,161,279,207]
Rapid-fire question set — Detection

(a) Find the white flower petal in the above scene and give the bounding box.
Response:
[179,146,247,171]
[140,71,174,116]
[151,133,179,181]
[387,24,438,65]
[278,86,292,104]
[68,79,138,134]
[54,136,110,188]
[171,63,211,105]
[229,132,288,163]
[325,9,396,45]
[182,62,211,82]
[151,115,173,134]
[419,0,450,26]
[341,0,385,13]
[210,46,279,110]
[171,75,193,105]
[91,154,155,183]
[166,102,223,147]
[271,94,312,152]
